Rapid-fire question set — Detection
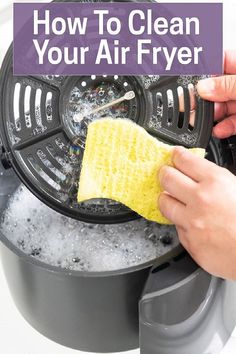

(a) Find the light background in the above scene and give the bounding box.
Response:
[0,1,236,354]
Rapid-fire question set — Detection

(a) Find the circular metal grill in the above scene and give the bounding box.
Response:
[0,45,213,223]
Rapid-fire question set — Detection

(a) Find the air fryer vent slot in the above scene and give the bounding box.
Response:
[177,86,184,129]
[46,92,53,121]
[36,149,66,181]
[24,85,32,128]
[28,155,61,191]
[13,82,21,131]
[35,88,42,126]
[166,89,174,125]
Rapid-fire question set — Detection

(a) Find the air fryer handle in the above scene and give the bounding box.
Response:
[139,247,214,354]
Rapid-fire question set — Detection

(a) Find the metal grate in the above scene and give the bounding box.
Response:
[0,49,214,223]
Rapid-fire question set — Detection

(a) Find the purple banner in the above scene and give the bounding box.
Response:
[13,2,223,75]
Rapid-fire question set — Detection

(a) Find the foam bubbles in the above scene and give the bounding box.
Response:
[0,186,179,272]
[66,83,130,138]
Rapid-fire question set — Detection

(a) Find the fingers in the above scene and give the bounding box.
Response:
[196,54,236,139]
[159,166,196,204]
[158,192,186,227]
[224,50,236,74]
[197,75,236,102]
[214,101,236,120]
[213,114,236,138]
[172,147,217,182]
[197,50,236,100]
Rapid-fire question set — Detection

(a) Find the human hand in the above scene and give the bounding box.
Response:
[158,147,236,280]
[197,50,236,139]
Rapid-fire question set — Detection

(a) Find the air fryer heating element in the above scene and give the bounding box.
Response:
[0,47,214,223]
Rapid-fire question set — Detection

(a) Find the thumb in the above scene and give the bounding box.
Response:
[197,76,236,102]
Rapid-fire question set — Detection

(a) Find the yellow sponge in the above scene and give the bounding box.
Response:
[77,118,205,224]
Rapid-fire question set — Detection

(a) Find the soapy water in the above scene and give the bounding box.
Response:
[67,82,130,136]
[66,75,202,148]
[66,75,161,142]
[0,186,179,272]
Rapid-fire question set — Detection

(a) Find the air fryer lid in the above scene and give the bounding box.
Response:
[0,45,214,223]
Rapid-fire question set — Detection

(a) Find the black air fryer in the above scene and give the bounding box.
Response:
[1,1,236,354]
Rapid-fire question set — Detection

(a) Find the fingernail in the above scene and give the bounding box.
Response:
[174,146,186,153]
[197,78,216,96]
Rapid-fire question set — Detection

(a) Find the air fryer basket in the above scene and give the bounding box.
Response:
[0,163,176,352]
[0,136,230,352]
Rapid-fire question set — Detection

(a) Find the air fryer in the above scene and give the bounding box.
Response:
[1,0,236,354]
